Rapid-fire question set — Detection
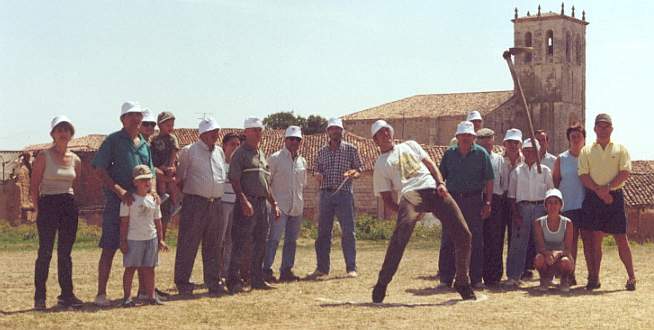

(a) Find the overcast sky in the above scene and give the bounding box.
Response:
[1,0,652,159]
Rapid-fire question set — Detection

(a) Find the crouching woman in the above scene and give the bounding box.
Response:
[533,188,575,292]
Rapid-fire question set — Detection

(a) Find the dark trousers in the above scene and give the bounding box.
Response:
[525,228,536,273]
[34,194,78,300]
[228,197,269,285]
[482,194,509,284]
[174,195,224,292]
[377,189,471,287]
[439,192,483,285]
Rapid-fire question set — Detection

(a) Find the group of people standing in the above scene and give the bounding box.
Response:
[29,103,636,309]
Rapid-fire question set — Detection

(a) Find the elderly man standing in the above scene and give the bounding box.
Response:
[535,129,557,170]
[370,120,475,303]
[227,117,281,294]
[262,126,307,283]
[578,113,636,291]
[476,128,506,286]
[174,117,226,296]
[308,118,363,279]
[92,101,153,306]
[506,138,554,286]
[438,121,494,289]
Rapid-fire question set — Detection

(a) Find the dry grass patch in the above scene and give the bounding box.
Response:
[0,239,652,329]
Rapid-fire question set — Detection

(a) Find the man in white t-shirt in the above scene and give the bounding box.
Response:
[370,120,475,303]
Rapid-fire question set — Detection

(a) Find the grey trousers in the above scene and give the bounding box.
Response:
[174,194,224,292]
[228,197,269,285]
[376,189,472,287]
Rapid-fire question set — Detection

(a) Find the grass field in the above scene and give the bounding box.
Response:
[0,223,652,329]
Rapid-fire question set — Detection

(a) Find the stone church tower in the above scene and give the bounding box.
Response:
[511,4,588,154]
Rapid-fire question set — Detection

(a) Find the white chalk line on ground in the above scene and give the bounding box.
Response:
[315,294,488,307]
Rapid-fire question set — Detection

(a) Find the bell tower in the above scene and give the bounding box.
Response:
[512,3,588,153]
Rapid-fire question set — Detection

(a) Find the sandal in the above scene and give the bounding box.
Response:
[625,278,636,291]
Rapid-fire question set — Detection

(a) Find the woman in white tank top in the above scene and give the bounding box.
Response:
[533,189,575,293]
[30,115,82,310]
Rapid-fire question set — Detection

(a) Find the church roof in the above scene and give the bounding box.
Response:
[341,90,514,121]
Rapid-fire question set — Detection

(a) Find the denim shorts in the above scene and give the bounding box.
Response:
[123,238,158,267]
[99,192,121,249]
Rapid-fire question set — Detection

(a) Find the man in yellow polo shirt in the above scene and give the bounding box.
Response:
[578,113,636,291]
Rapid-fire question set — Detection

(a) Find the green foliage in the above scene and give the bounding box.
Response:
[298,215,441,241]
[262,111,327,135]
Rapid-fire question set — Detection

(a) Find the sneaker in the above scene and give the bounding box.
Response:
[346,271,358,278]
[372,283,387,303]
[263,269,277,283]
[57,295,83,308]
[148,296,165,305]
[34,299,46,311]
[94,294,112,307]
[121,298,135,308]
[306,269,328,280]
[279,269,300,282]
[625,279,636,291]
[454,284,477,300]
[251,280,275,290]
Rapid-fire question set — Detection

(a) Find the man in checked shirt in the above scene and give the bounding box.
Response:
[307,118,363,279]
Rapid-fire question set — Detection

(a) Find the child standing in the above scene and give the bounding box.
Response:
[151,111,180,240]
[120,165,168,307]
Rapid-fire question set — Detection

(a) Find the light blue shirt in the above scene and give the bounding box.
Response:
[558,150,585,211]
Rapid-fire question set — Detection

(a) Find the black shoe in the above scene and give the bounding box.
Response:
[586,280,601,291]
[263,269,277,283]
[251,280,275,290]
[34,299,46,311]
[521,270,534,281]
[227,280,244,295]
[208,284,227,297]
[279,269,300,282]
[372,283,387,303]
[625,279,636,291]
[155,288,171,298]
[57,295,83,308]
[454,284,477,301]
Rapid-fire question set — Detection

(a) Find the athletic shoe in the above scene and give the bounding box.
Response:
[306,270,328,280]
[148,296,165,305]
[372,283,387,303]
[251,280,275,290]
[121,298,135,308]
[57,295,83,308]
[346,271,358,278]
[454,284,477,300]
[263,269,277,283]
[94,294,111,307]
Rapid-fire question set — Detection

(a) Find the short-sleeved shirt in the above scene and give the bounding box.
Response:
[489,151,504,195]
[540,152,556,170]
[373,141,436,198]
[268,148,307,216]
[439,144,494,193]
[508,163,554,202]
[119,194,162,241]
[228,143,270,198]
[313,141,363,191]
[92,129,154,193]
[151,133,180,168]
[578,142,631,190]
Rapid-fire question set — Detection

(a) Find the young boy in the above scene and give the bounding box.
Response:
[119,165,169,307]
[151,111,180,240]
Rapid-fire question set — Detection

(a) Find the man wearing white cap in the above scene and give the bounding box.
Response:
[92,101,154,306]
[173,117,227,296]
[262,126,307,283]
[308,117,363,279]
[438,121,494,289]
[227,117,281,293]
[449,110,483,146]
[370,120,475,302]
[506,138,554,286]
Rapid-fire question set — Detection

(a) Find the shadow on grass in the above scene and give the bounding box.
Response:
[404,285,456,296]
[523,285,624,297]
[316,295,488,308]
[414,274,440,281]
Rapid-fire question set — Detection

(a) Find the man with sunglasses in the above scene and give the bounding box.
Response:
[262,126,307,283]
[139,108,157,140]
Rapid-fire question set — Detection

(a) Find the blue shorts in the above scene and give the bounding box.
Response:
[123,238,159,267]
[99,192,121,249]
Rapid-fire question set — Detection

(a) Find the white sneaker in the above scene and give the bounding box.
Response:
[346,271,358,278]
[306,270,328,280]
[94,294,111,307]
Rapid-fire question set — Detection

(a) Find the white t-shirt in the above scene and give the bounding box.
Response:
[119,194,162,241]
[373,141,436,198]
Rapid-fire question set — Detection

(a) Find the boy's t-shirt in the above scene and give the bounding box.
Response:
[151,133,180,168]
[119,194,162,241]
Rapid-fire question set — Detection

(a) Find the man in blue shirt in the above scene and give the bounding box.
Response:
[438,121,494,289]
[91,101,154,306]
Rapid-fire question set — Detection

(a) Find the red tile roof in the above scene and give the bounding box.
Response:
[623,173,654,207]
[24,134,106,152]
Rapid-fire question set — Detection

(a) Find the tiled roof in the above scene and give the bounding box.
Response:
[342,90,514,120]
[0,151,23,181]
[623,173,654,207]
[24,134,106,152]
[632,160,654,174]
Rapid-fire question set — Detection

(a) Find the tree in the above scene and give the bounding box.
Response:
[262,111,327,135]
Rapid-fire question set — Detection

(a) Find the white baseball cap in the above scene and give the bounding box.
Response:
[244,117,264,129]
[285,125,302,139]
[522,138,540,149]
[199,117,220,135]
[455,121,476,136]
[142,108,157,123]
[370,120,394,137]
[50,115,75,134]
[544,188,564,209]
[503,128,523,142]
[120,101,144,118]
[327,117,344,129]
[466,110,482,121]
